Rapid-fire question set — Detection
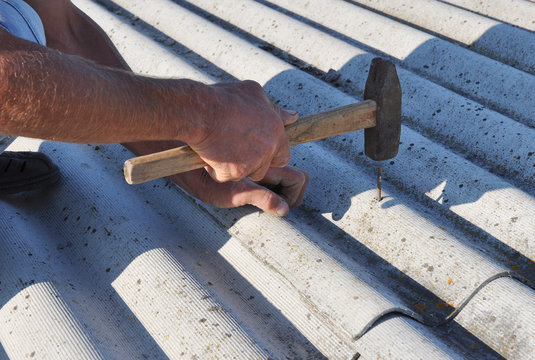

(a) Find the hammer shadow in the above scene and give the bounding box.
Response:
[316,127,535,285]
[327,54,535,283]
[286,205,505,359]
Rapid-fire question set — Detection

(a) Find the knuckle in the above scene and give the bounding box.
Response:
[250,172,264,182]
[243,79,262,90]
[250,165,268,182]
[231,163,249,181]
[249,173,261,182]
[210,166,233,183]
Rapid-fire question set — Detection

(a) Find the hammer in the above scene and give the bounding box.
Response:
[123,57,401,199]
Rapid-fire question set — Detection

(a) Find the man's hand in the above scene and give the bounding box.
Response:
[190,81,298,183]
[170,166,309,216]
[1,23,294,181]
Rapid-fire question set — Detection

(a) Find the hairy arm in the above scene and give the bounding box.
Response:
[0,28,208,144]
[2,0,308,214]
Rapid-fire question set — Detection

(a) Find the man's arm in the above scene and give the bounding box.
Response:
[2,0,309,215]
[0,29,206,144]
[22,0,298,182]
[0,26,296,182]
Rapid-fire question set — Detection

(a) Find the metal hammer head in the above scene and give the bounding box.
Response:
[364,58,402,161]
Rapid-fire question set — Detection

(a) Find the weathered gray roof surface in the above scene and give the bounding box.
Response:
[1,0,535,359]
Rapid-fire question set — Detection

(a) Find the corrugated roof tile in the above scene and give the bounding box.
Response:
[1,0,534,359]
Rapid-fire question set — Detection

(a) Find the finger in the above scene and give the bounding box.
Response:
[259,167,309,207]
[293,170,310,206]
[204,164,236,183]
[206,161,254,183]
[280,109,299,126]
[171,167,294,215]
[169,168,221,203]
[271,99,298,126]
[231,180,290,216]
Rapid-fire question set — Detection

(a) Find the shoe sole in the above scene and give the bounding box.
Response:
[0,165,60,195]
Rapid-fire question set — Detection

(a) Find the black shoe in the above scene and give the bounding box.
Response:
[0,151,60,195]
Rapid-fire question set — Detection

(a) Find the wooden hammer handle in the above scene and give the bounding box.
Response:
[124,100,376,184]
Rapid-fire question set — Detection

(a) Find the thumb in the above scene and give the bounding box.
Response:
[280,109,299,126]
[231,180,290,216]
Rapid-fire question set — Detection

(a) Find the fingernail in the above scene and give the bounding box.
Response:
[276,201,289,216]
[287,110,298,116]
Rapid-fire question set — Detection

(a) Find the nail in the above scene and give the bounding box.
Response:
[377,165,382,202]
[287,110,298,116]
[276,201,289,216]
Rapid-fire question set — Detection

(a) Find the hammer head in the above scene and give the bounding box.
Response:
[364,58,402,161]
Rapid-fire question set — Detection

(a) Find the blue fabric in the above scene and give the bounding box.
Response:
[0,0,45,44]
[0,0,46,152]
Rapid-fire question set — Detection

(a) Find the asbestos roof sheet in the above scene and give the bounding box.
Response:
[2,0,535,359]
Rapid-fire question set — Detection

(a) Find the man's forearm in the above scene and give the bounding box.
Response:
[2,1,296,184]
[0,31,208,144]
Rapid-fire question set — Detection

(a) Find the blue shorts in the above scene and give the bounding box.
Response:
[0,0,46,152]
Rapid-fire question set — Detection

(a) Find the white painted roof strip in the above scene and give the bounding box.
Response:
[440,0,535,32]
[1,0,534,359]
